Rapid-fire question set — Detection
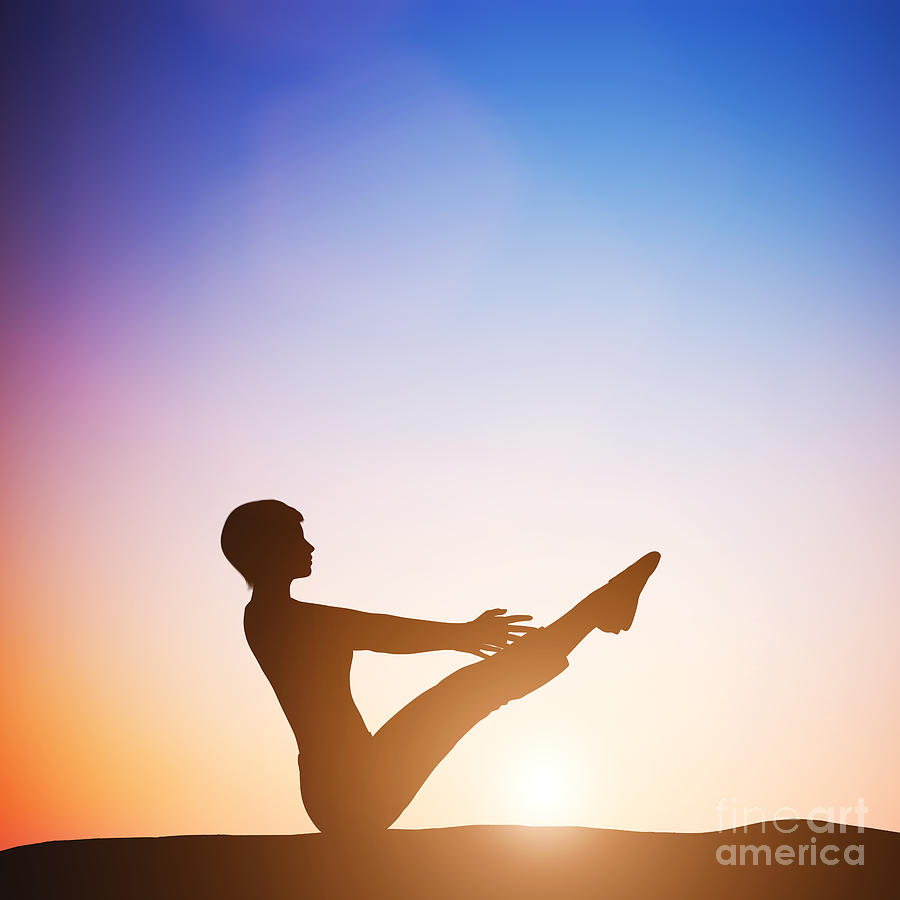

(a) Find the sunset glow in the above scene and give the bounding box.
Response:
[2,1,899,851]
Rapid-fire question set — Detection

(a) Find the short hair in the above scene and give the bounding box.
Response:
[220,499,303,588]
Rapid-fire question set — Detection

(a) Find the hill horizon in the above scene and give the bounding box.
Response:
[1,819,894,899]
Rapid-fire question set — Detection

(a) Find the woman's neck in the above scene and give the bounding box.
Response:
[250,576,294,604]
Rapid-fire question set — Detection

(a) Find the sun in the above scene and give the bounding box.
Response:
[508,752,573,822]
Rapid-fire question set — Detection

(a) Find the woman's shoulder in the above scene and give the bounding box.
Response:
[244,597,307,641]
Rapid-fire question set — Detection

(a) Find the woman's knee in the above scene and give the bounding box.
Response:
[480,632,569,702]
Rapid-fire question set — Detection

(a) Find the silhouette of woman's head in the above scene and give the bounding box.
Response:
[221,500,314,588]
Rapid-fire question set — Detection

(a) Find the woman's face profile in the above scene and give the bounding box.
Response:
[287,520,314,578]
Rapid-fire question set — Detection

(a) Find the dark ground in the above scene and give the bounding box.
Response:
[1,820,895,899]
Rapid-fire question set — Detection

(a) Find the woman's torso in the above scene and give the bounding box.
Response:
[243,599,371,764]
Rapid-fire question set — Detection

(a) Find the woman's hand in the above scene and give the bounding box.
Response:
[456,609,537,658]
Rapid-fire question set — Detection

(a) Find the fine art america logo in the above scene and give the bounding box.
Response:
[715,799,867,867]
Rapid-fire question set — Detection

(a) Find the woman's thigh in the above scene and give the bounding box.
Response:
[301,643,567,832]
[368,648,567,826]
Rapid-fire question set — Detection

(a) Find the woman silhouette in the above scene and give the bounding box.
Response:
[221,499,659,833]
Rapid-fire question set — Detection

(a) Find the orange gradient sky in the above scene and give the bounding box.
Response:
[3,1,899,850]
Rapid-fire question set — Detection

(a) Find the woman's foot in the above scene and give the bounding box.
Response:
[588,551,661,633]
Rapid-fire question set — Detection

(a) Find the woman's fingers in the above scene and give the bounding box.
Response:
[508,625,538,635]
[502,614,533,623]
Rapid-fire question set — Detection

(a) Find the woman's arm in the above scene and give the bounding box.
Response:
[298,601,535,656]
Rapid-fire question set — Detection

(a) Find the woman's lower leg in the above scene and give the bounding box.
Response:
[535,550,662,657]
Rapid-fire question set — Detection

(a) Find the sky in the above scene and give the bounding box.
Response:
[2,0,899,850]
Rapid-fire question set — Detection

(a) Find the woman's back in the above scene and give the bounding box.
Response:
[243,599,371,762]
